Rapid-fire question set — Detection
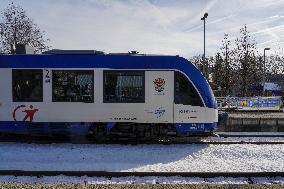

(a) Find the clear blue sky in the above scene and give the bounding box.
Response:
[1,0,284,57]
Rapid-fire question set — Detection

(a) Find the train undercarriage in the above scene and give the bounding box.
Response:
[88,123,178,142]
[0,121,215,143]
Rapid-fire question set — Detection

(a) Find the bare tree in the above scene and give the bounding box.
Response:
[210,26,267,96]
[211,52,223,92]
[0,2,50,54]
[212,34,235,95]
[232,25,262,96]
[265,49,284,89]
[267,48,284,75]
[190,54,203,70]
[193,25,284,97]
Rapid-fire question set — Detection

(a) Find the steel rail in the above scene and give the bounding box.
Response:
[1,134,284,144]
[174,141,284,145]
[1,138,284,145]
[217,134,284,138]
[0,170,284,178]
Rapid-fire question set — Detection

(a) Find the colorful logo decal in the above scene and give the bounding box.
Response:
[240,100,247,106]
[153,78,165,92]
[155,107,166,118]
[13,105,39,122]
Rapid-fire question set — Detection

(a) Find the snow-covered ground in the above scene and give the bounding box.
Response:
[203,136,284,142]
[0,143,284,172]
[1,175,284,184]
[216,132,284,136]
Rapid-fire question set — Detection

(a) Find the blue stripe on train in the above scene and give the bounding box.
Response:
[0,122,91,135]
[0,121,217,135]
[174,123,217,133]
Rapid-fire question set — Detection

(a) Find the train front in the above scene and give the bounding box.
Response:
[173,57,218,136]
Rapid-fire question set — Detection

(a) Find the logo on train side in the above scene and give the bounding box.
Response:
[12,105,39,122]
[154,107,166,118]
[145,107,166,118]
[153,78,165,93]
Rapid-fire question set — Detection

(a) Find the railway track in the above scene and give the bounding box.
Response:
[0,170,284,179]
[217,132,284,138]
[1,133,284,144]
[1,138,284,145]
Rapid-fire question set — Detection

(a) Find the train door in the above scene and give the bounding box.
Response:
[144,71,174,123]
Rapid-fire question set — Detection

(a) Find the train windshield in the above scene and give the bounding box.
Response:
[174,71,204,107]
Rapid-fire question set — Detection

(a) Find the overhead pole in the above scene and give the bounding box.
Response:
[201,13,208,79]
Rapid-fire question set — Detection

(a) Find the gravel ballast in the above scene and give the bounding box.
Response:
[1,183,284,189]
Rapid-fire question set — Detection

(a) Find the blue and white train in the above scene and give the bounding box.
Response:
[0,50,218,141]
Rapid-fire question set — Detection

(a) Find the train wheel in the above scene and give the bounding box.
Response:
[89,124,107,143]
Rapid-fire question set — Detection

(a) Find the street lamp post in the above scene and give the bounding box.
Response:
[201,13,208,79]
[262,47,270,96]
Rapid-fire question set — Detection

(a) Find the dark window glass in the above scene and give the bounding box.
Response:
[175,71,204,106]
[52,70,94,102]
[13,69,43,102]
[104,71,145,103]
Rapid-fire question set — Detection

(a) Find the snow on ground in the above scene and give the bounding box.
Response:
[0,143,284,172]
[0,175,284,184]
[216,132,284,136]
[203,136,284,142]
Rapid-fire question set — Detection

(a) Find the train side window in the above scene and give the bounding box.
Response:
[174,71,204,106]
[104,71,145,103]
[12,69,43,102]
[52,70,94,102]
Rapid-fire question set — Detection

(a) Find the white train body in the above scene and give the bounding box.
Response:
[0,53,218,138]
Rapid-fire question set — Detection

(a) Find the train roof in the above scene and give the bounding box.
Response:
[0,53,190,70]
[0,53,216,108]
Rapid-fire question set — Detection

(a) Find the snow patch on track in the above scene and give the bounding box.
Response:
[0,175,284,184]
[0,143,283,172]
